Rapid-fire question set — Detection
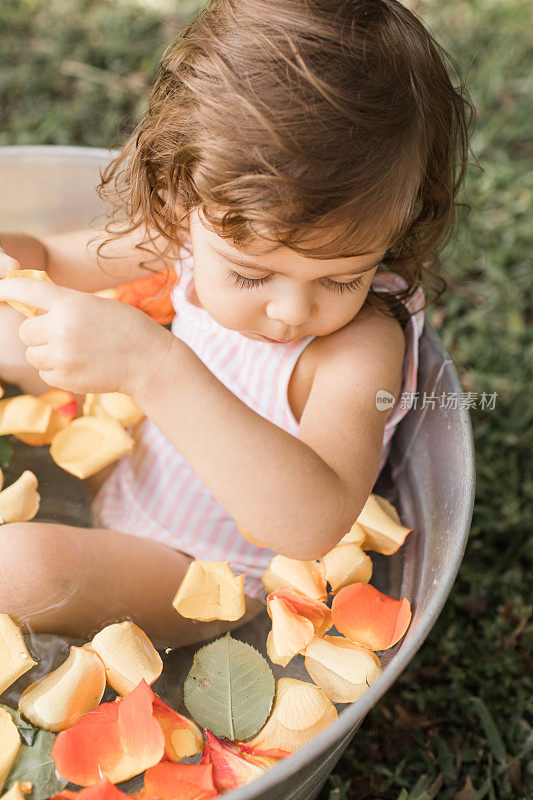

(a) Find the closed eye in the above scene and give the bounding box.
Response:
[227,269,366,294]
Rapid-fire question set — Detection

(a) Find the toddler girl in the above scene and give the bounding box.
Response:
[0,0,471,648]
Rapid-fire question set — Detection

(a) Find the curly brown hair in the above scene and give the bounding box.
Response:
[98,0,473,323]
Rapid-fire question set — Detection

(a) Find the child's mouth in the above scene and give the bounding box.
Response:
[243,331,294,343]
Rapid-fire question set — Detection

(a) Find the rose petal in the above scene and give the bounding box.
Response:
[51,680,164,786]
[331,583,411,651]
[144,762,219,800]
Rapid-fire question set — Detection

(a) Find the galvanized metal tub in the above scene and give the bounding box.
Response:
[0,146,475,800]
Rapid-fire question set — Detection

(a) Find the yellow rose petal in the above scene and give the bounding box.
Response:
[50,416,134,479]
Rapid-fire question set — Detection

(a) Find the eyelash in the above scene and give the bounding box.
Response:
[226,269,366,294]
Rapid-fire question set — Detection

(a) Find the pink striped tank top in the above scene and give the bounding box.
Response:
[91,249,425,603]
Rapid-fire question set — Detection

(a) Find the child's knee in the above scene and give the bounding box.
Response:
[0,522,85,626]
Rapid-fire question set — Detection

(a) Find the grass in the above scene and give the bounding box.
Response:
[1,0,531,797]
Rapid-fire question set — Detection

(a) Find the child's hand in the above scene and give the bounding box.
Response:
[0,277,167,396]
[0,252,21,278]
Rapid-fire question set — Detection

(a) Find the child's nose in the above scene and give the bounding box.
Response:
[266,285,316,327]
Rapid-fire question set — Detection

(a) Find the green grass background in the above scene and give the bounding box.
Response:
[1,0,531,797]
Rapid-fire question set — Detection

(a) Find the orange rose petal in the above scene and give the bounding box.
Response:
[152,694,204,761]
[144,762,219,800]
[114,271,178,325]
[50,792,79,800]
[271,588,332,636]
[41,389,78,419]
[265,589,332,667]
[331,583,412,651]
[51,680,165,786]
[236,742,291,759]
[200,730,282,793]
[266,596,315,667]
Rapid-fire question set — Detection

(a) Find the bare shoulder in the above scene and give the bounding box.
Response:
[312,303,405,389]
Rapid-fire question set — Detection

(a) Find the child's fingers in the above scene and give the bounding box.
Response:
[25,345,54,371]
[0,277,62,311]
[0,253,20,278]
[18,315,49,347]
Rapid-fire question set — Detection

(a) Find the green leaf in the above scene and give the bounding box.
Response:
[6,729,67,800]
[184,633,275,740]
[0,436,13,469]
[0,703,38,746]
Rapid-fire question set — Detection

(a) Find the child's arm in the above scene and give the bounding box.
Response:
[131,306,405,561]
[0,277,403,561]
[0,228,178,292]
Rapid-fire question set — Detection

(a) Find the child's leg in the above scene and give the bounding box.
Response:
[0,522,265,649]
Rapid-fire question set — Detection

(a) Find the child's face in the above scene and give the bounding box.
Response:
[187,209,384,343]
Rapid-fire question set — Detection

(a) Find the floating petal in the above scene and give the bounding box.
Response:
[144,762,219,800]
[265,589,332,667]
[50,417,134,479]
[245,678,337,752]
[200,729,283,793]
[16,391,77,447]
[332,583,412,651]
[303,635,382,702]
[0,708,21,792]
[50,780,128,800]
[320,543,372,593]
[88,621,162,697]
[83,394,144,429]
[172,561,245,622]
[0,613,37,694]
[0,471,40,524]
[261,555,327,601]
[0,396,51,436]
[51,680,164,786]
[114,271,178,326]
[338,522,366,546]
[357,494,412,555]
[266,597,314,667]
[0,782,31,800]
[152,695,204,761]
[18,646,106,732]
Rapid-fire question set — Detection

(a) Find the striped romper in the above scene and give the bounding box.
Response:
[92,249,425,603]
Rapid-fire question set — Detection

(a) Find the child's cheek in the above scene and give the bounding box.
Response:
[192,272,255,330]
